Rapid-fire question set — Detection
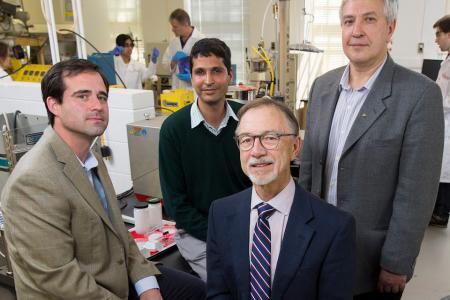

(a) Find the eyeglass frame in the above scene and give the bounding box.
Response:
[234,132,297,151]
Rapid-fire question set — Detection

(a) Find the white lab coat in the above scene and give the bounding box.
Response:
[436,55,450,182]
[162,27,203,89]
[0,67,12,82]
[114,56,156,89]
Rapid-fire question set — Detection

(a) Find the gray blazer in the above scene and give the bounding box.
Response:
[299,56,444,294]
[1,127,160,300]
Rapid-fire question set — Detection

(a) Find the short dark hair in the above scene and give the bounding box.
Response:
[41,59,109,127]
[236,98,299,135]
[434,15,450,33]
[190,38,232,74]
[0,41,9,60]
[169,8,191,26]
[116,34,133,47]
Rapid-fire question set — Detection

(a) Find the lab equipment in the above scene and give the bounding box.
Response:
[160,89,194,112]
[127,115,168,200]
[134,203,151,234]
[87,52,117,85]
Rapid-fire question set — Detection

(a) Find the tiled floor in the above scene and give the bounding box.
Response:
[0,226,448,299]
[402,226,450,300]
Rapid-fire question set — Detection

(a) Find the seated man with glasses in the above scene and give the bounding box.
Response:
[113,33,158,89]
[207,98,356,300]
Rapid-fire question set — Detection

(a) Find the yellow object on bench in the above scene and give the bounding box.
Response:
[160,89,194,112]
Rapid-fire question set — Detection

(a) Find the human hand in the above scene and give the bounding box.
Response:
[377,269,407,294]
[112,46,123,56]
[172,50,187,63]
[139,288,163,300]
[177,72,191,82]
[151,48,159,64]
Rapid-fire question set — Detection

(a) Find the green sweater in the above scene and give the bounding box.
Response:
[159,101,251,241]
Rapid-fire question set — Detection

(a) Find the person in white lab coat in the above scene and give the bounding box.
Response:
[162,9,202,89]
[431,15,450,227]
[0,42,13,82]
[113,34,157,89]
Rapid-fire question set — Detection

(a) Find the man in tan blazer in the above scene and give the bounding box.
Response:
[0,59,205,300]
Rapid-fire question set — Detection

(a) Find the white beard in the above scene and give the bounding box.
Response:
[246,157,278,186]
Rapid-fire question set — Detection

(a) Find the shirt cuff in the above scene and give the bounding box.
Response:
[134,276,160,296]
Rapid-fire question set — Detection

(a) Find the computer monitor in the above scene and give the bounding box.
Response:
[421,59,443,81]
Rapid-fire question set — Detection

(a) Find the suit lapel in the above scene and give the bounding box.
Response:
[272,186,314,300]
[341,56,394,156]
[318,73,342,164]
[229,189,252,299]
[48,129,119,237]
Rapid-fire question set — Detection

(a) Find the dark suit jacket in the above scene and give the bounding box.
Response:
[299,55,444,294]
[207,183,356,300]
[1,127,160,300]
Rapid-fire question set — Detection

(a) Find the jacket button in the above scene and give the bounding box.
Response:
[117,259,124,265]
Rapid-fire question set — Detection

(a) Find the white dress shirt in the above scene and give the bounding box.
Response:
[190,98,238,136]
[249,178,296,283]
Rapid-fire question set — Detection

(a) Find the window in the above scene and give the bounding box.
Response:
[186,0,249,82]
[306,0,348,74]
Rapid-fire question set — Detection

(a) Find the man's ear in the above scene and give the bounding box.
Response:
[46,97,60,117]
[228,70,233,85]
[291,136,301,161]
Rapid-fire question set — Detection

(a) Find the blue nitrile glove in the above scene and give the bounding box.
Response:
[177,72,191,82]
[172,50,187,62]
[151,47,159,64]
[111,46,123,56]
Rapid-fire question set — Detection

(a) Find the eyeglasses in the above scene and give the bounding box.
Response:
[235,132,297,151]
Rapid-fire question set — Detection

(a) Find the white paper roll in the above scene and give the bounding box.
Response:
[134,206,151,234]
[148,202,162,230]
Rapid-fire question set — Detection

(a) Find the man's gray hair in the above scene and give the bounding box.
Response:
[340,0,398,23]
[236,98,299,136]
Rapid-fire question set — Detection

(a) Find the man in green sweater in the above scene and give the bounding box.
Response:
[159,38,251,281]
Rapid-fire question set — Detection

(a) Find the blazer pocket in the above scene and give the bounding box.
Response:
[368,137,401,147]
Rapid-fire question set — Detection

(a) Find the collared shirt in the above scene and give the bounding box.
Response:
[190,98,239,136]
[249,178,296,283]
[324,56,387,206]
[78,151,159,295]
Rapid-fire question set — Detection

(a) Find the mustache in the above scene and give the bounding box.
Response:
[86,112,105,118]
[247,157,274,167]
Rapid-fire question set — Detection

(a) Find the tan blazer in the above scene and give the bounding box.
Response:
[1,127,160,300]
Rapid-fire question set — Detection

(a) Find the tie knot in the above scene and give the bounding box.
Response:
[256,202,275,220]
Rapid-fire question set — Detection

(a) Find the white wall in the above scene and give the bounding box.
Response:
[141,0,183,44]
[391,0,448,71]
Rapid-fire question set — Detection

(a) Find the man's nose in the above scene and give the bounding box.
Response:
[250,137,267,157]
[89,97,104,110]
[352,19,364,36]
[205,71,213,84]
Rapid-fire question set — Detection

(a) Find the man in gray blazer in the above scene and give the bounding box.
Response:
[1,59,205,300]
[299,0,444,299]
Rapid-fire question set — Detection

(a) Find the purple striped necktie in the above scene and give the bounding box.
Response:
[250,202,275,300]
